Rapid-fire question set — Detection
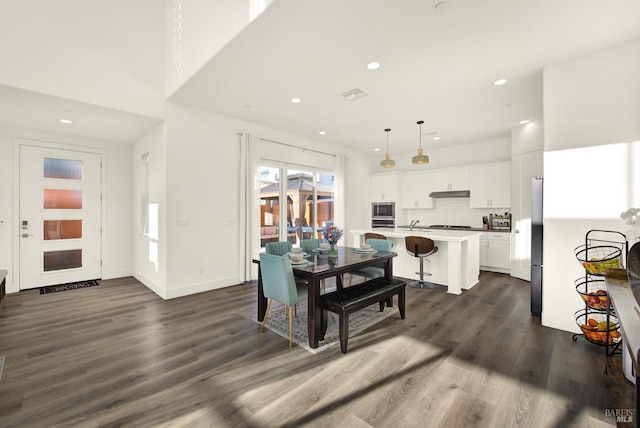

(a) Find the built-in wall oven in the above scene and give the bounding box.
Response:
[371,202,395,228]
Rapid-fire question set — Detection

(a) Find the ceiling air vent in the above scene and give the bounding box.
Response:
[341,88,369,101]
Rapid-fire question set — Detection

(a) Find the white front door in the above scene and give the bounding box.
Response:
[19,145,102,289]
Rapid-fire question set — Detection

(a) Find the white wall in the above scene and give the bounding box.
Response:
[133,124,168,295]
[367,137,511,173]
[0,0,166,118]
[136,103,373,299]
[542,39,640,332]
[511,119,543,156]
[544,39,640,151]
[165,0,252,97]
[0,124,134,293]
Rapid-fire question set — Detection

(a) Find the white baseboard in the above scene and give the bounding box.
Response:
[132,273,241,300]
[102,269,132,280]
[165,277,240,299]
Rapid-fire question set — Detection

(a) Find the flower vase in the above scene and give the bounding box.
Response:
[328,243,337,255]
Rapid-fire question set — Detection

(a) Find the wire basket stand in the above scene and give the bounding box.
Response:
[572,230,627,368]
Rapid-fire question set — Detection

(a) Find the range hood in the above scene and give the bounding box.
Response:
[428,190,471,198]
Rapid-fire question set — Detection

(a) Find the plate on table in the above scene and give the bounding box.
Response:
[288,252,308,257]
[353,248,377,254]
[290,259,310,265]
[313,248,329,253]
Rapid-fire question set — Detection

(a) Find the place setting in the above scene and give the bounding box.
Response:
[352,243,377,254]
[288,249,314,266]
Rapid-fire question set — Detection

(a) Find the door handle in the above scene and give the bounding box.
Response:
[21,233,35,238]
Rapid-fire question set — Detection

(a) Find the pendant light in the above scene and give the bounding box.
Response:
[380,128,395,168]
[412,120,429,164]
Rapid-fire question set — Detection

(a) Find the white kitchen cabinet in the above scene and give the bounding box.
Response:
[431,167,470,192]
[370,174,398,202]
[402,173,433,209]
[479,232,511,273]
[470,162,511,208]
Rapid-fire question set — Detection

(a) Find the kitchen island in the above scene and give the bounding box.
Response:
[351,228,481,294]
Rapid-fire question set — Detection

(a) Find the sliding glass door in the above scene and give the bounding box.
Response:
[258,164,335,250]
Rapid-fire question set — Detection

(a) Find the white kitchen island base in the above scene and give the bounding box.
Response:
[351,228,481,295]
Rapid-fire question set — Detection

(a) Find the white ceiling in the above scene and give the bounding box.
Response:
[170,0,640,155]
[0,84,163,144]
[1,0,639,154]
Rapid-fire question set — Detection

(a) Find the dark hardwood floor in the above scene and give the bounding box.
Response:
[0,272,632,427]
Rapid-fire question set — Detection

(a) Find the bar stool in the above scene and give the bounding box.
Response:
[404,236,438,289]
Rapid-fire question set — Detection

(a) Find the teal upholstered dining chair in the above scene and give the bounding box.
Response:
[300,238,322,253]
[265,241,293,256]
[300,238,327,292]
[348,238,393,286]
[259,253,309,348]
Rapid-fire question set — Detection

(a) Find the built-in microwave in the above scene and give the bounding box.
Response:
[372,202,395,219]
[371,202,395,228]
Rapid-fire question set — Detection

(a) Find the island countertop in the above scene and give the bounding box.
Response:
[351,228,483,242]
[350,228,480,295]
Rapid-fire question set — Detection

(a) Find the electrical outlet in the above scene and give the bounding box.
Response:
[176,218,190,227]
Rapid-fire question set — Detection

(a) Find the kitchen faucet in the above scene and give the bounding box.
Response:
[409,219,419,230]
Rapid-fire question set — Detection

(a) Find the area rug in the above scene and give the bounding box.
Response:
[39,280,100,294]
[250,300,399,354]
[0,355,4,382]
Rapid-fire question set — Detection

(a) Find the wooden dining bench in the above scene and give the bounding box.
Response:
[320,277,406,354]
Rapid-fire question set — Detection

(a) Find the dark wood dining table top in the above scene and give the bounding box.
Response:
[253,246,397,348]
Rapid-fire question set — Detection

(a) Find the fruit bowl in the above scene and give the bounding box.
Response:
[574,245,623,275]
[574,309,621,346]
[574,277,609,310]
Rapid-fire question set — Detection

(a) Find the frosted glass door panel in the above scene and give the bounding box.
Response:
[43,220,82,240]
[43,249,82,271]
[44,158,83,179]
[43,189,83,209]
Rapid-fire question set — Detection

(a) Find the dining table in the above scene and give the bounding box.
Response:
[253,245,397,349]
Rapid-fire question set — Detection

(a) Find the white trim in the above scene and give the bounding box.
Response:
[11,138,106,292]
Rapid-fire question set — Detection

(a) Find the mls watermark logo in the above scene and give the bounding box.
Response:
[605,408,634,423]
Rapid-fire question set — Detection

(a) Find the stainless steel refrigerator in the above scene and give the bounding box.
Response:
[531,177,543,316]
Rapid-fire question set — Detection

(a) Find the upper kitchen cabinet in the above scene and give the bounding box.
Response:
[370,174,398,202]
[402,173,433,209]
[470,161,512,208]
[431,168,470,192]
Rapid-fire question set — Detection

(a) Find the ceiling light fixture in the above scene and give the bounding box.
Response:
[380,128,395,168]
[290,97,302,103]
[367,62,380,70]
[318,131,326,135]
[493,78,508,86]
[412,120,429,165]
[433,136,441,140]
[59,119,73,124]
[520,120,530,124]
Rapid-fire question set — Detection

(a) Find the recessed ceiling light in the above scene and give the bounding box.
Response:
[374,148,381,152]
[290,97,302,103]
[493,79,508,86]
[318,131,326,135]
[59,119,73,124]
[520,120,530,124]
[433,136,441,140]
[366,62,380,70]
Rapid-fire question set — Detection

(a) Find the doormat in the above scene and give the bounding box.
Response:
[39,280,100,294]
